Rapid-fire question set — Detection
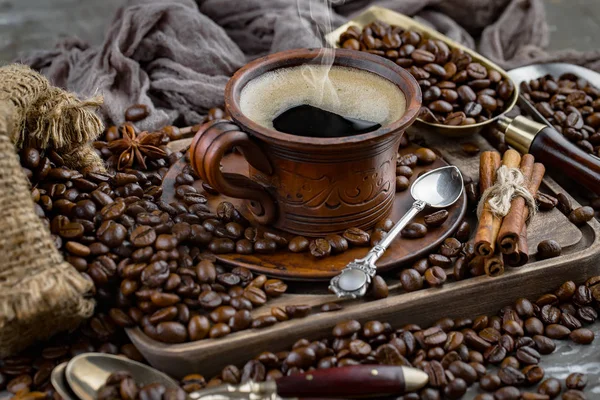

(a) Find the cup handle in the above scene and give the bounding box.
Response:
[189,120,277,225]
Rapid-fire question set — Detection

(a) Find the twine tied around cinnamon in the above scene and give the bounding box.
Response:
[476,166,538,222]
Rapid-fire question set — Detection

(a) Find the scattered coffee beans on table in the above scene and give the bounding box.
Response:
[338,21,515,125]
[93,276,598,400]
[200,277,597,399]
[520,73,600,157]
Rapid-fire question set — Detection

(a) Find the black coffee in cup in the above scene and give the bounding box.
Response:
[239,65,405,138]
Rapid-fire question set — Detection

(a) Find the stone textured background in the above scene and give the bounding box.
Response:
[0,0,598,63]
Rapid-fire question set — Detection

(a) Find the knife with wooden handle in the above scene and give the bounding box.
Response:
[190,365,429,399]
[498,94,600,194]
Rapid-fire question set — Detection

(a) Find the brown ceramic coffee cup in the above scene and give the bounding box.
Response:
[190,48,421,237]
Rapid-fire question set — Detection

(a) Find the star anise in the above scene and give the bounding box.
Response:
[108,125,166,170]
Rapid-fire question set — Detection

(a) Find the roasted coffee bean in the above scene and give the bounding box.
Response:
[254,239,277,254]
[540,304,561,325]
[561,313,582,330]
[396,165,414,178]
[243,286,267,306]
[415,147,437,164]
[209,323,231,339]
[195,260,217,283]
[209,238,235,254]
[569,328,594,344]
[537,240,562,260]
[537,193,558,211]
[251,316,278,329]
[455,221,471,242]
[565,373,587,390]
[155,321,188,343]
[371,275,389,299]
[424,266,447,287]
[401,222,427,238]
[125,104,150,121]
[498,366,525,386]
[538,378,561,398]
[429,100,453,113]
[343,228,370,246]
[130,226,157,247]
[271,306,289,322]
[288,236,309,253]
[546,323,571,339]
[479,373,502,392]
[577,306,598,323]
[501,356,520,370]
[494,386,521,400]
[412,258,429,275]
[333,320,361,337]
[556,193,573,214]
[568,206,594,225]
[235,239,253,254]
[399,269,423,292]
[443,378,467,399]
[188,315,211,341]
[141,261,169,288]
[309,238,331,258]
[424,210,449,228]
[286,304,311,319]
[428,253,452,268]
[397,152,419,168]
[516,346,541,365]
[423,360,447,388]
[198,291,222,309]
[228,310,252,332]
[484,344,507,364]
[395,175,410,192]
[532,335,556,355]
[448,360,478,385]
[264,279,287,297]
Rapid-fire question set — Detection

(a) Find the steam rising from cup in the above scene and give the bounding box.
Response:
[295,0,345,108]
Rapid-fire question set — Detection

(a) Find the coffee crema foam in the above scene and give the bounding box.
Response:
[239,65,406,133]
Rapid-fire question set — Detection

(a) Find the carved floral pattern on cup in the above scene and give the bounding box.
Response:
[271,155,395,211]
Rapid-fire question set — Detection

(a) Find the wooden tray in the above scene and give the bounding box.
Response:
[128,131,599,379]
[161,144,466,280]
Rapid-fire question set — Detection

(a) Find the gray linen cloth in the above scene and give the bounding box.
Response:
[19,0,600,131]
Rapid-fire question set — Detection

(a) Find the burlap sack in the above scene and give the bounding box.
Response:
[0,64,106,173]
[0,65,103,357]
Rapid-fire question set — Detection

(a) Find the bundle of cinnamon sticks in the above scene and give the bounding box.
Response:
[474,150,546,277]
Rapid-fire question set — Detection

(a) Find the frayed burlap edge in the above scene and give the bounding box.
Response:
[0,63,106,173]
[0,103,95,358]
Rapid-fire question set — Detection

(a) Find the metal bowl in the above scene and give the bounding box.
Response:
[325,6,519,138]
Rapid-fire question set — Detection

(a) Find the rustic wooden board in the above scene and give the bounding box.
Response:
[128,132,596,379]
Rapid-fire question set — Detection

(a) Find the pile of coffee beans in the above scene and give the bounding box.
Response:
[95,277,598,400]
[17,105,310,348]
[24,142,297,344]
[0,316,142,399]
[338,21,515,126]
[192,277,597,399]
[520,74,600,156]
[97,371,187,400]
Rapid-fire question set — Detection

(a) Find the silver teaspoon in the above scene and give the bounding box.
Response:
[329,165,464,299]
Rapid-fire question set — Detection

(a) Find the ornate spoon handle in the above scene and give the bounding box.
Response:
[329,199,427,298]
